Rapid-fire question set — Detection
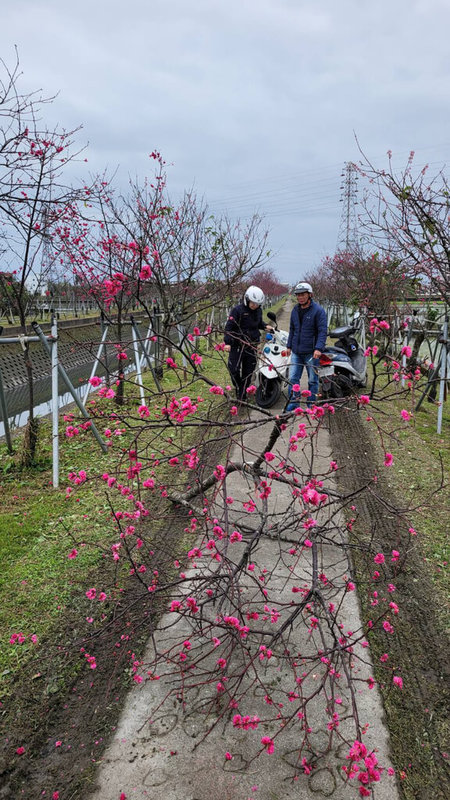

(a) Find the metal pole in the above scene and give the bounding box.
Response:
[0,325,16,452]
[139,321,154,370]
[0,365,13,454]
[132,324,145,403]
[51,316,59,488]
[83,323,109,407]
[401,314,415,389]
[437,316,448,435]
[101,312,110,386]
[155,308,163,378]
[129,316,162,392]
[32,322,108,454]
[177,322,188,370]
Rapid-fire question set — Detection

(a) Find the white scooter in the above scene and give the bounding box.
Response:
[255,311,291,408]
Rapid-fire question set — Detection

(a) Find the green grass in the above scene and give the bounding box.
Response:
[0,343,231,688]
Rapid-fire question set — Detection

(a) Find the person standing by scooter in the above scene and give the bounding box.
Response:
[223,286,274,402]
[285,282,327,410]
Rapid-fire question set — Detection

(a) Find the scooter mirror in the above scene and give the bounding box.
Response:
[267,311,277,322]
[353,311,360,321]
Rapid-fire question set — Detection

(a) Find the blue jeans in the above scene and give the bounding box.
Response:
[287,353,319,408]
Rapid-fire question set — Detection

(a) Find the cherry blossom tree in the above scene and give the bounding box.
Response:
[0,53,92,462]
[305,250,414,315]
[247,267,289,301]
[58,154,271,402]
[355,150,450,304]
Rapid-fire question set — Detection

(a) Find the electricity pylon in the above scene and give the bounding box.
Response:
[337,162,360,253]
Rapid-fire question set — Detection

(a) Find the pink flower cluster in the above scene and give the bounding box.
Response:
[343,740,383,796]
[161,396,198,423]
[222,615,249,638]
[232,713,260,730]
[103,273,126,298]
[98,386,115,399]
[85,587,107,601]
[80,648,97,670]
[9,632,37,645]
[369,318,390,333]
[68,470,87,485]
[139,264,152,280]
[301,480,327,506]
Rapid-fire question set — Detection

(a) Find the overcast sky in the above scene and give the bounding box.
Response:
[1,0,449,284]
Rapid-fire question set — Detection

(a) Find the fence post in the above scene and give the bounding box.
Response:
[101,312,110,386]
[129,316,162,392]
[0,366,13,454]
[132,323,145,403]
[139,322,154,370]
[82,322,110,407]
[51,316,59,489]
[154,307,163,378]
[32,322,108,454]
[437,315,448,435]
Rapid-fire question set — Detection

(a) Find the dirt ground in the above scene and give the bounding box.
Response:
[1,364,449,799]
[0,504,188,800]
[328,404,450,800]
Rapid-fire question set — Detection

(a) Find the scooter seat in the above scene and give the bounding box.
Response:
[324,345,348,355]
[329,325,355,338]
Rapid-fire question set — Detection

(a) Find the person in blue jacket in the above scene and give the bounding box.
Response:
[224,285,273,401]
[286,281,327,410]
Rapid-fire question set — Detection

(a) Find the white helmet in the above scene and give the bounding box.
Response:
[244,285,265,306]
[293,281,313,294]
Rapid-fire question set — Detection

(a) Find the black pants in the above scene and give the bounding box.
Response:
[228,345,257,401]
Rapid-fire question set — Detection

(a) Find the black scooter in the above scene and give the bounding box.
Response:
[316,312,367,399]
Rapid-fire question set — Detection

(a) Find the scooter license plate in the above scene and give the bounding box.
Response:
[318,366,335,377]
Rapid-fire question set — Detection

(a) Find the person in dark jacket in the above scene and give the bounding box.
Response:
[224,285,273,401]
[286,281,327,409]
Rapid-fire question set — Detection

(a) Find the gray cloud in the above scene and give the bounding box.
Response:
[2,0,449,282]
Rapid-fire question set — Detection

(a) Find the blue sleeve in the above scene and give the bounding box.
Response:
[287,310,295,350]
[315,307,328,351]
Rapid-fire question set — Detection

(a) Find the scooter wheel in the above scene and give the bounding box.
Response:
[255,378,282,408]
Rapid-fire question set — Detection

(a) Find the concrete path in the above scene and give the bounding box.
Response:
[90,304,399,800]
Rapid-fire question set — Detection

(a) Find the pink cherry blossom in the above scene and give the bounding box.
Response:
[261,736,274,754]
[139,264,152,280]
